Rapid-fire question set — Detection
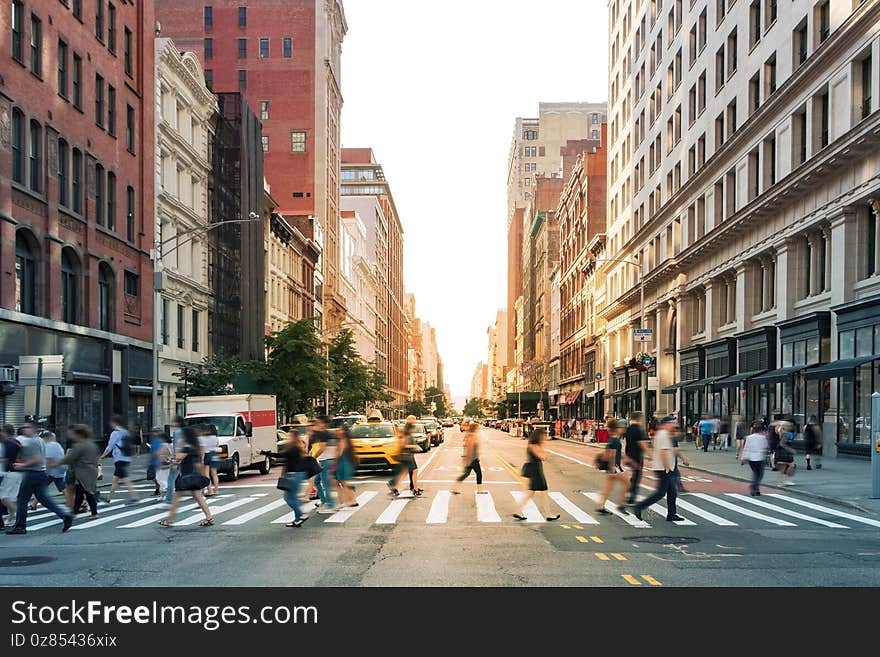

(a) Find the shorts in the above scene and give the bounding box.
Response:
[203,452,214,467]
[64,469,77,487]
[0,471,22,500]
[335,457,354,482]
[49,476,65,493]
[113,461,130,479]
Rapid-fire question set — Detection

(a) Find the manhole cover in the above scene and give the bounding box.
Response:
[0,556,56,567]
[623,536,700,544]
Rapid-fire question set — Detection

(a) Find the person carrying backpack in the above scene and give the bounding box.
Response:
[99,415,139,504]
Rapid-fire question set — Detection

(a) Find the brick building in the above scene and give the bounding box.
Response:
[155,0,348,333]
[0,0,155,439]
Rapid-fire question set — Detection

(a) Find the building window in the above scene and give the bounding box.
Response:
[95,73,104,127]
[192,309,200,351]
[161,298,169,345]
[291,130,306,153]
[260,100,269,120]
[126,104,135,153]
[72,53,82,108]
[98,264,112,331]
[11,108,24,184]
[591,129,599,139]
[204,69,213,90]
[95,164,105,225]
[238,69,247,90]
[123,27,132,77]
[30,13,42,77]
[817,1,830,44]
[238,38,247,59]
[204,6,212,28]
[749,1,761,48]
[204,38,213,60]
[817,88,830,149]
[106,171,116,231]
[95,0,104,41]
[108,3,116,52]
[11,0,24,62]
[72,148,82,213]
[58,139,69,207]
[61,249,78,324]
[261,135,269,152]
[123,270,138,297]
[57,39,68,98]
[28,120,41,193]
[126,185,135,241]
[860,51,873,120]
[260,37,269,59]
[15,232,37,315]
[73,0,81,20]
[283,36,292,58]
[177,304,185,349]
[238,6,247,27]
[107,85,117,136]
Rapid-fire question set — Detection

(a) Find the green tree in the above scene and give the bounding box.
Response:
[367,367,394,406]
[405,399,428,417]
[463,397,484,418]
[264,319,327,417]
[328,329,392,414]
[175,352,242,397]
[423,385,448,417]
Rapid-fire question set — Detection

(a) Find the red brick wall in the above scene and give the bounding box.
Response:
[0,0,155,342]
[155,0,317,217]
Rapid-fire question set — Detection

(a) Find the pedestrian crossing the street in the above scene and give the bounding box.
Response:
[12,487,879,535]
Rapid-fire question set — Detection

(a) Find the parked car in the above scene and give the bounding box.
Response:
[441,418,454,428]
[413,422,431,452]
[419,417,444,445]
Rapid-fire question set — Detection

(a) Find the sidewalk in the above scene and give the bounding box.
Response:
[553,435,880,515]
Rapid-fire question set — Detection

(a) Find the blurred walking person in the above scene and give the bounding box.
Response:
[623,412,649,505]
[698,415,713,452]
[775,421,797,486]
[43,431,66,502]
[153,431,173,498]
[804,416,823,471]
[629,416,684,522]
[146,426,165,495]
[57,425,100,520]
[388,417,421,497]
[199,424,220,497]
[0,424,22,528]
[311,417,338,513]
[263,429,311,527]
[451,422,485,495]
[99,415,138,504]
[159,425,213,527]
[335,427,359,507]
[6,423,73,534]
[594,419,629,516]
[514,428,559,521]
[734,415,747,460]
[741,422,769,496]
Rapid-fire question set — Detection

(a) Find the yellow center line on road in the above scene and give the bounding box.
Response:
[611,553,627,561]
[642,575,663,586]
[573,524,583,529]
[575,535,589,543]
[622,574,642,586]
[595,553,611,561]
[590,536,604,543]
[561,524,571,529]
[486,444,526,483]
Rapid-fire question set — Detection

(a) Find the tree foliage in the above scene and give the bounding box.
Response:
[264,319,327,417]
[405,399,428,417]
[329,329,392,414]
[423,386,448,417]
[174,352,241,397]
[463,397,485,418]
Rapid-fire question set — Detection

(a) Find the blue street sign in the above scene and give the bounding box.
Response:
[641,355,655,368]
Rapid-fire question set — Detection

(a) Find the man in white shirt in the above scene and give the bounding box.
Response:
[629,415,684,522]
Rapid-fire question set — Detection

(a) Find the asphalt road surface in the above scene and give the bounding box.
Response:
[2,426,879,587]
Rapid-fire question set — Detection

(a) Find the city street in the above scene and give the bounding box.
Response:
[2,426,879,587]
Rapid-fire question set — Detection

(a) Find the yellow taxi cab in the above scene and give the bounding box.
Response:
[350,417,400,471]
[459,418,472,432]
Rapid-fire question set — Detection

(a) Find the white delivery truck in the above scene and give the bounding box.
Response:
[184,394,276,480]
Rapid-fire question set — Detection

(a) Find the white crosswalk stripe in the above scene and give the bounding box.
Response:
[175,497,257,526]
[119,502,204,528]
[646,503,696,525]
[224,499,288,525]
[475,491,501,522]
[690,493,796,526]
[510,491,545,522]
[426,490,451,524]
[548,492,599,524]
[29,498,156,531]
[376,499,409,524]
[271,501,319,524]
[325,491,376,523]
[27,499,121,522]
[582,492,650,528]
[726,494,849,528]
[675,497,738,526]
[765,494,880,528]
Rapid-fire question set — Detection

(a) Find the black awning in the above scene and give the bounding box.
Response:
[803,355,879,380]
[712,370,767,391]
[682,376,724,391]
[661,380,696,394]
[613,385,641,396]
[751,364,816,386]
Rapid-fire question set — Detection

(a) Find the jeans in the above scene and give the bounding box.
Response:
[748,460,764,494]
[627,458,644,502]
[282,471,307,520]
[73,483,99,516]
[316,459,335,508]
[457,459,482,484]
[14,471,68,530]
[701,434,711,451]
[164,466,177,504]
[636,470,677,518]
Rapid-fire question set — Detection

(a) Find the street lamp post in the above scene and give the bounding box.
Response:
[585,255,646,420]
[152,212,262,428]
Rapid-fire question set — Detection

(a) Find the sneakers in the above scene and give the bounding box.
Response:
[62,515,74,532]
[630,506,643,521]
[316,507,336,515]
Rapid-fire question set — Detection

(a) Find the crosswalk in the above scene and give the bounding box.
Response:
[16,487,880,533]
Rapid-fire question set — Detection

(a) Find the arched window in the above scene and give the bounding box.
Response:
[98,262,114,332]
[58,139,69,207]
[28,119,41,193]
[14,231,37,315]
[11,108,24,183]
[60,248,79,324]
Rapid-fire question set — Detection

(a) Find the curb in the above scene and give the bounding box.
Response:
[551,435,879,516]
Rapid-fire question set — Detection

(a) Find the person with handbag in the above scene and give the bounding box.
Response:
[388,418,421,498]
[335,427,360,508]
[159,425,213,527]
[594,418,630,516]
[153,431,173,497]
[57,424,100,520]
[262,429,311,527]
[513,428,559,521]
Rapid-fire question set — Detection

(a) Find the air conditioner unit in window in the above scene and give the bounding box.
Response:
[0,367,16,383]
[55,385,76,399]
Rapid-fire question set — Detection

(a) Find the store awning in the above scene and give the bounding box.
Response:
[682,376,724,391]
[660,380,696,394]
[586,387,605,398]
[803,355,879,380]
[712,370,767,391]
[565,390,583,405]
[68,371,111,383]
[751,364,816,386]
[613,385,641,396]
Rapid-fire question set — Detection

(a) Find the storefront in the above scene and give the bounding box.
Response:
[734,326,777,421]
[611,365,655,418]
[704,337,737,419]
[676,345,705,428]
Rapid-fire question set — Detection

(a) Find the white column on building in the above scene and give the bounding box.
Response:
[774,238,795,321]
[735,263,749,334]
[870,198,880,277]
[808,232,820,297]
[704,280,715,341]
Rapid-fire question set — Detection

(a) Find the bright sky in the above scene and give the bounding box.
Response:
[341,0,609,399]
